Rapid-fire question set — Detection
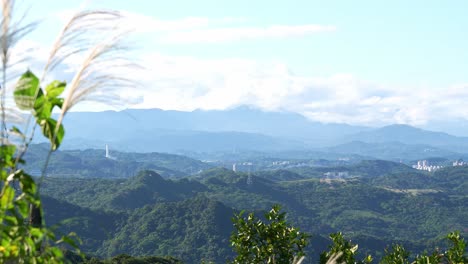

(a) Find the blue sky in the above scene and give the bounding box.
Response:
[15,0,468,129]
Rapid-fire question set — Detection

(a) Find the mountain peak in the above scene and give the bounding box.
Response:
[380,124,421,131]
[133,170,165,185]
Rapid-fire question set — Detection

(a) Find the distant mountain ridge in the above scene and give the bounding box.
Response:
[346,124,468,153]
[325,140,459,161]
[60,106,369,152]
[55,106,468,155]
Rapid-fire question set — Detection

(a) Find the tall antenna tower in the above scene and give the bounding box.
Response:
[105,144,109,158]
[105,144,116,160]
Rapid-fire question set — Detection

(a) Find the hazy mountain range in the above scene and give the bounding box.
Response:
[57,106,468,158]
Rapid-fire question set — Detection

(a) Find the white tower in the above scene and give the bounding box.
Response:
[232,163,237,172]
[105,144,110,158]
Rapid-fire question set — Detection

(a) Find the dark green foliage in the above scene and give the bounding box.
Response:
[320,232,372,264]
[41,196,123,254]
[230,205,309,264]
[255,169,305,181]
[380,244,410,264]
[377,232,468,264]
[64,251,182,264]
[100,195,234,263]
[85,254,182,264]
[0,70,75,262]
[14,71,67,149]
[23,145,211,179]
[445,232,467,264]
[42,171,206,211]
[290,159,416,179]
[37,164,468,263]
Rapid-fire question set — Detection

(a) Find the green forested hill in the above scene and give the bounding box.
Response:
[41,171,206,210]
[100,195,234,263]
[41,166,468,263]
[23,144,212,178]
[287,159,417,179]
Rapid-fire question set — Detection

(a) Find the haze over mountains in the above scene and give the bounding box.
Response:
[59,106,468,159]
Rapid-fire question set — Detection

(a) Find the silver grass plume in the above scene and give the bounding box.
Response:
[40,10,138,139]
[35,9,138,188]
[1,0,36,142]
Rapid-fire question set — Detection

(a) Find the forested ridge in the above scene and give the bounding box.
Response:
[39,163,468,263]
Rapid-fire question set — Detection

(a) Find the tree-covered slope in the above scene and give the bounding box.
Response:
[40,166,468,263]
[23,144,212,179]
[99,195,235,263]
[41,171,207,211]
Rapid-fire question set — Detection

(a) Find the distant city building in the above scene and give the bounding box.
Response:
[453,159,467,167]
[232,163,237,172]
[324,171,349,178]
[272,161,291,165]
[412,160,442,172]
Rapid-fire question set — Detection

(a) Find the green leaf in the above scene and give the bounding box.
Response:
[49,97,64,109]
[13,70,40,110]
[45,80,66,98]
[49,247,63,258]
[30,228,43,238]
[39,118,65,150]
[59,235,79,249]
[0,144,16,169]
[10,126,23,136]
[18,172,37,195]
[16,199,29,218]
[33,89,52,120]
[1,185,15,209]
[4,215,18,226]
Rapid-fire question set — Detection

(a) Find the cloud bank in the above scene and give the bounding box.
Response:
[14,13,468,128]
[121,12,336,43]
[100,52,466,127]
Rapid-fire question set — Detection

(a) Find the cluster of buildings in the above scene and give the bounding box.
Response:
[232,162,253,172]
[452,159,468,166]
[413,159,468,172]
[272,160,291,166]
[412,160,443,172]
[323,171,349,178]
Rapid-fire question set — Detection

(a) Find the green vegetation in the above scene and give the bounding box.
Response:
[0,2,135,263]
[230,205,466,264]
[22,145,212,179]
[230,205,309,263]
[0,61,77,262]
[2,1,465,264]
[0,34,80,263]
[37,164,468,263]
[320,232,372,264]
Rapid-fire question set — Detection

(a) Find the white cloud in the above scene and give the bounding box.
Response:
[14,11,467,127]
[161,24,336,43]
[92,52,468,127]
[123,13,211,33]
[8,40,468,127]
[117,12,336,43]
